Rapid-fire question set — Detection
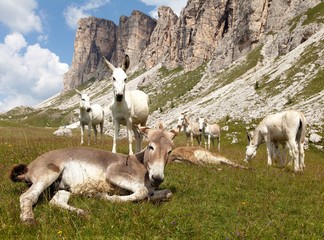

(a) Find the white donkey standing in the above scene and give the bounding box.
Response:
[245,110,307,172]
[76,90,104,145]
[198,117,221,151]
[103,55,149,155]
[10,124,177,225]
[177,113,202,147]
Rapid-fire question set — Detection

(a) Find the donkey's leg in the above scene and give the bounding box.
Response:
[19,181,50,224]
[98,179,148,202]
[92,124,98,144]
[126,120,133,155]
[186,133,190,147]
[100,122,104,144]
[87,123,91,145]
[148,189,172,201]
[217,136,220,152]
[287,140,299,172]
[211,136,215,151]
[190,133,194,147]
[208,135,211,151]
[112,121,120,153]
[265,140,273,166]
[298,142,305,171]
[80,124,84,145]
[20,167,62,225]
[133,127,143,153]
[49,190,86,215]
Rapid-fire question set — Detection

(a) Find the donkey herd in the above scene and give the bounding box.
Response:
[10,55,307,224]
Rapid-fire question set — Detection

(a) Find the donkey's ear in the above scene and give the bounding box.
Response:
[169,128,179,139]
[137,125,150,137]
[102,56,116,72]
[75,89,82,96]
[157,122,164,129]
[122,55,130,72]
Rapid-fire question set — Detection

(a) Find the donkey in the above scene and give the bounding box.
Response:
[103,55,149,155]
[76,90,104,145]
[198,117,221,151]
[177,113,202,147]
[245,110,307,172]
[169,147,249,169]
[10,124,177,225]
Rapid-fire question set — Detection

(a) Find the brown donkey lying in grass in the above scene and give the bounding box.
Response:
[169,147,249,169]
[10,124,177,225]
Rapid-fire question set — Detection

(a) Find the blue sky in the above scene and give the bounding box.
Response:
[0,0,187,113]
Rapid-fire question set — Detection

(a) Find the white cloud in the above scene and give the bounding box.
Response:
[64,0,110,29]
[4,32,27,52]
[139,0,187,18]
[0,0,42,34]
[0,33,69,113]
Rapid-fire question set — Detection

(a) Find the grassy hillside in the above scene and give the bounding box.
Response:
[0,122,323,239]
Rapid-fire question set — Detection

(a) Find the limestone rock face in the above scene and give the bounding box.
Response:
[63,0,322,91]
[63,17,117,91]
[140,6,178,69]
[113,11,157,71]
[63,12,156,91]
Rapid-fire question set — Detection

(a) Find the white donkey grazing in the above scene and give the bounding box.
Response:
[10,124,177,225]
[198,117,221,151]
[103,55,149,155]
[76,90,104,145]
[177,113,201,147]
[245,110,307,172]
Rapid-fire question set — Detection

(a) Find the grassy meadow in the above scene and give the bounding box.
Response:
[0,120,323,239]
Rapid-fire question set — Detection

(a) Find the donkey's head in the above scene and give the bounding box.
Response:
[245,130,257,162]
[138,124,177,187]
[198,117,207,132]
[177,113,187,130]
[76,90,92,112]
[103,55,130,102]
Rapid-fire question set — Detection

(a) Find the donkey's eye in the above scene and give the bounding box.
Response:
[148,145,154,151]
[124,78,127,82]
[168,150,172,155]
[81,98,85,101]
[113,77,116,81]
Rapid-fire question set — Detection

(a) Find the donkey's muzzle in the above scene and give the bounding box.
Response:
[151,175,164,187]
[116,94,123,102]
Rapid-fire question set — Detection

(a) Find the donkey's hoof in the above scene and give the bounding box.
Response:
[166,192,173,199]
[22,217,36,225]
[76,209,89,217]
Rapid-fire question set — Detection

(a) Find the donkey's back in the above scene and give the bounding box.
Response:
[11,148,124,194]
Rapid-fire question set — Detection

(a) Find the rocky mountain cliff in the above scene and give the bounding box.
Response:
[63,11,156,91]
[63,0,322,91]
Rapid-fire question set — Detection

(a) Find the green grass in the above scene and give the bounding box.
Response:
[141,65,204,112]
[0,122,323,239]
[257,39,324,101]
[302,2,324,26]
[206,44,263,96]
[289,2,324,32]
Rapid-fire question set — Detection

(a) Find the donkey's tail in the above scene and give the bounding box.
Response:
[10,164,28,182]
[296,113,307,144]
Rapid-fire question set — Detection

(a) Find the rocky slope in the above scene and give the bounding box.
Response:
[63,0,322,91]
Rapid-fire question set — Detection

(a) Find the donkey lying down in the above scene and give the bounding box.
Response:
[10,125,177,225]
[169,147,249,169]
